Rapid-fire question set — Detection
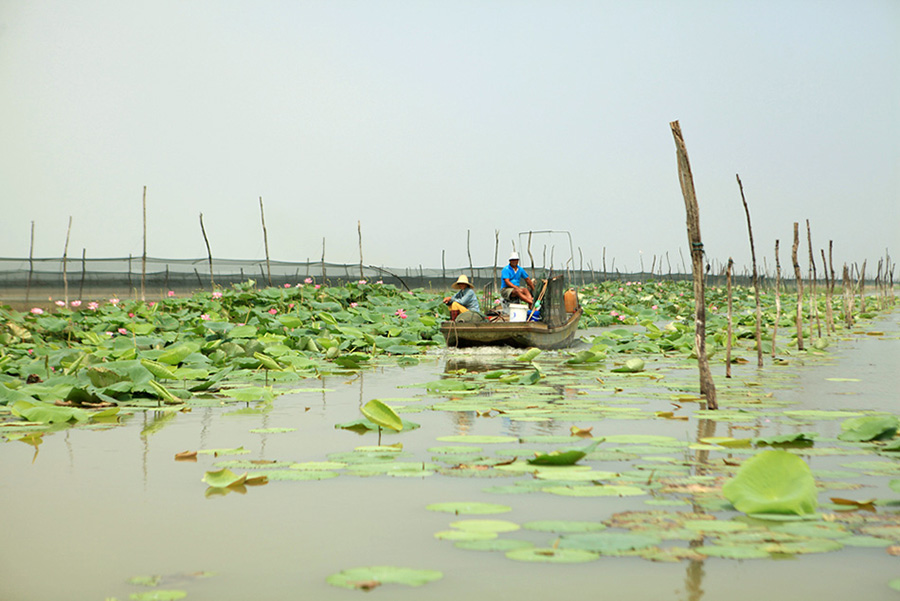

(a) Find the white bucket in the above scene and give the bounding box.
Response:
[509,303,528,322]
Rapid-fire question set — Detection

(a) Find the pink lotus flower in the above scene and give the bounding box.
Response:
[314,284,321,289]
[55,300,65,307]
[288,303,295,309]
[284,283,291,288]
[128,312,134,318]
[118,328,128,335]
[618,287,624,292]
[148,301,156,307]
[610,310,618,316]
[110,298,120,305]
[268,308,278,315]
[30,307,43,315]
[652,305,658,310]
[350,302,358,308]
[394,308,407,319]
[87,302,99,311]
[376,280,383,284]
[358,280,367,285]
[304,277,313,284]
[618,315,626,321]
[167,290,175,297]
[212,291,223,299]
[70,300,82,307]
[201,314,211,321]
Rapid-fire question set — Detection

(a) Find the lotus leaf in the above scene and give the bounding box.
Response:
[326,566,442,589]
[558,531,660,553]
[455,539,534,552]
[722,450,818,516]
[837,415,899,442]
[505,548,599,563]
[360,399,403,431]
[611,358,645,373]
[426,502,511,515]
[129,591,187,601]
[527,441,600,466]
[516,347,542,362]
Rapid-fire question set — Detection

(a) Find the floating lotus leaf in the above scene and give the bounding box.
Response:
[249,427,296,434]
[326,566,442,589]
[699,437,752,448]
[533,469,618,481]
[527,441,600,466]
[450,519,520,533]
[611,358,645,373]
[129,591,187,601]
[783,410,862,420]
[523,521,607,533]
[558,531,660,553]
[764,539,844,554]
[428,446,483,454]
[683,520,749,533]
[516,347,542,362]
[455,539,534,552]
[256,470,339,481]
[695,544,770,559]
[426,502,511,515]
[360,399,403,431]
[434,529,497,541]
[840,535,893,547]
[771,521,850,539]
[755,432,817,446]
[543,485,646,497]
[505,548,599,563]
[436,435,518,444]
[202,468,248,488]
[291,461,346,471]
[837,415,899,442]
[722,450,818,516]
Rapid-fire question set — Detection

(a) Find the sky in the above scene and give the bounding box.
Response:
[1,0,897,276]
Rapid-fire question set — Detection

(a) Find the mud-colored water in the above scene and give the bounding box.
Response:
[1,313,898,601]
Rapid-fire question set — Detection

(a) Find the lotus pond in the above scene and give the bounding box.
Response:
[1,279,899,600]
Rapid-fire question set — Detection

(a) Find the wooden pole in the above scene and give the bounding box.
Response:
[670,120,717,409]
[858,260,867,314]
[259,197,271,287]
[141,185,147,301]
[820,248,834,334]
[725,258,734,378]
[493,229,499,298]
[441,249,445,280]
[772,240,781,357]
[358,221,364,280]
[79,248,86,301]
[806,220,821,339]
[791,223,804,350]
[466,229,474,281]
[321,237,326,281]
[26,221,35,304]
[527,232,535,274]
[199,213,214,288]
[736,174,763,368]
[62,216,72,306]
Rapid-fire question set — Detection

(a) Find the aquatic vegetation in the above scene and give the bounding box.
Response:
[722,450,818,516]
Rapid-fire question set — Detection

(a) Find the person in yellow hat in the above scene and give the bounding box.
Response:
[443,274,481,321]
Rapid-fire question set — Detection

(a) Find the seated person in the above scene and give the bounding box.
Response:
[500,252,535,307]
[443,274,483,321]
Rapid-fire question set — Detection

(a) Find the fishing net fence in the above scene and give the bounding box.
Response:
[0,255,838,305]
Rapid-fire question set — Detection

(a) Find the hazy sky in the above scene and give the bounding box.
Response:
[1,1,897,275]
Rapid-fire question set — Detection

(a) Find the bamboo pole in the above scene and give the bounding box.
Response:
[441,249,445,280]
[806,220,820,340]
[321,237,326,281]
[259,197,272,287]
[772,240,781,357]
[820,248,834,334]
[736,174,763,368]
[79,249,86,301]
[199,213,214,288]
[26,221,34,304]
[858,260,866,314]
[141,185,147,301]
[670,120,717,409]
[466,229,474,281]
[791,223,804,350]
[62,216,72,306]
[842,264,853,328]
[358,221,364,280]
[528,232,535,274]
[493,229,499,298]
[725,258,734,378]
[828,241,836,332]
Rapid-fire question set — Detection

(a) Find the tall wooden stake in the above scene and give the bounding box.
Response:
[26,221,34,304]
[725,258,734,378]
[791,223,804,350]
[466,229,474,280]
[736,174,763,368]
[493,229,500,297]
[670,120,717,409]
[358,221,364,280]
[62,216,72,306]
[199,213,214,288]
[772,240,781,357]
[141,185,147,301]
[259,197,272,287]
[806,220,820,339]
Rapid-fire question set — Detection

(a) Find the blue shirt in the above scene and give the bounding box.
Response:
[501,264,529,288]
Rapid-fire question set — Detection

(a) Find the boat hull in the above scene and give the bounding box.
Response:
[441,308,582,350]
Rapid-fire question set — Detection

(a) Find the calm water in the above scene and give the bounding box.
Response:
[1,312,898,601]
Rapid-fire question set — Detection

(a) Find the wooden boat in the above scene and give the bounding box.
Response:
[441,274,582,349]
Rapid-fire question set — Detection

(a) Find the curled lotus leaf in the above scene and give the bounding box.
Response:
[722,450,818,516]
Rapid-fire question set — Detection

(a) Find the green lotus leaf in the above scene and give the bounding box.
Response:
[722,450,818,516]
[455,539,534,552]
[523,521,607,533]
[837,415,899,442]
[202,468,248,488]
[129,591,187,601]
[436,435,518,444]
[543,485,646,497]
[516,347,542,362]
[558,531,660,553]
[527,441,600,466]
[434,530,497,541]
[505,548,599,563]
[611,358,645,373]
[755,432,817,446]
[360,399,403,431]
[449,519,520,533]
[326,566,442,589]
[157,342,201,365]
[695,544,770,559]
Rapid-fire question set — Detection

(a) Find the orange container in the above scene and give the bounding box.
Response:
[564,289,577,312]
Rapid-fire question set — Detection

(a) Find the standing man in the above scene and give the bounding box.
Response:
[500,252,535,307]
